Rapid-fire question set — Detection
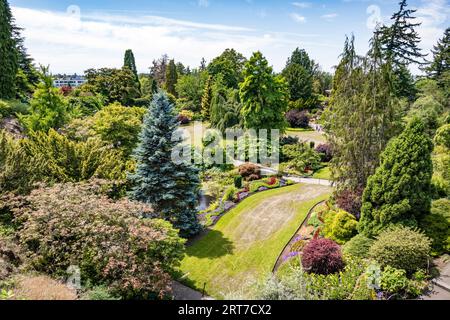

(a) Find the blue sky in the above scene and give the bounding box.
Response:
[9,0,450,74]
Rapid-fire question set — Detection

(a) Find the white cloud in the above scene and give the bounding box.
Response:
[11,6,339,74]
[415,0,450,52]
[292,2,312,8]
[321,13,338,20]
[290,13,306,23]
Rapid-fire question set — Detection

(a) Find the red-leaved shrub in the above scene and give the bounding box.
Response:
[301,238,344,275]
[238,163,261,181]
[315,144,333,162]
[335,188,363,220]
[285,110,309,128]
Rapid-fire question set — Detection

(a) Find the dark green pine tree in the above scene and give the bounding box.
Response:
[359,118,433,237]
[165,59,178,97]
[0,0,18,99]
[201,75,213,119]
[379,0,426,66]
[426,27,449,81]
[129,92,201,238]
[124,49,141,93]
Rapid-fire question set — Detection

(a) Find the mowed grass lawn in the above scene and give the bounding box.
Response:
[286,128,327,145]
[179,183,331,299]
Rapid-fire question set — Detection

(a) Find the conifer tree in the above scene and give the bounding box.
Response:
[165,59,178,97]
[0,0,18,99]
[239,51,288,131]
[282,48,315,104]
[426,28,449,82]
[129,92,201,238]
[324,34,400,190]
[124,49,141,93]
[359,119,433,237]
[201,75,213,120]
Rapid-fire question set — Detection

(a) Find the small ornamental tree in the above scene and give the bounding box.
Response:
[129,92,202,238]
[359,119,433,237]
[285,110,309,128]
[301,238,344,275]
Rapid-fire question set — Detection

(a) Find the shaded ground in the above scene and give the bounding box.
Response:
[179,184,331,299]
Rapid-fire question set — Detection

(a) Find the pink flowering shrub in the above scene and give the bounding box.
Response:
[9,180,185,299]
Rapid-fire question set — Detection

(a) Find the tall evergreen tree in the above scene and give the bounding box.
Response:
[124,49,141,93]
[0,0,18,99]
[239,51,288,131]
[129,92,201,238]
[359,119,433,237]
[379,0,425,66]
[324,34,400,190]
[201,75,213,119]
[165,59,178,97]
[426,28,450,82]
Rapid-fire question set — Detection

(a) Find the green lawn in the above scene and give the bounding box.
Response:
[313,165,332,180]
[286,128,326,145]
[178,183,331,299]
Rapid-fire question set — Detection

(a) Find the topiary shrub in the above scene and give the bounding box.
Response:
[238,163,261,181]
[343,234,374,259]
[234,175,243,188]
[301,238,344,275]
[322,210,358,244]
[10,181,185,299]
[369,226,431,275]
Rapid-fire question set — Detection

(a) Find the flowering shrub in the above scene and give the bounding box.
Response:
[238,163,261,181]
[301,238,344,275]
[267,177,277,186]
[10,181,185,299]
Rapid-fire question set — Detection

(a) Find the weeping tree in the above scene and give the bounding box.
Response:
[324,33,401,191]
[0,0,18,99]
[128,92,201,238]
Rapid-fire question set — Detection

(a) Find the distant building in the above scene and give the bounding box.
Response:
[53,74,86,88]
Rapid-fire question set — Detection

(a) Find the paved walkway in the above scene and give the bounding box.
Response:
[172,281,213,300]
[420,258,450,300]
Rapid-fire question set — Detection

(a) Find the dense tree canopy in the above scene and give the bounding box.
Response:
[239,51,288,131]
[0,0,18,99]
[208,49,246,89]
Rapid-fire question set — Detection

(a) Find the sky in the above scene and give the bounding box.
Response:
[8,0,450,75]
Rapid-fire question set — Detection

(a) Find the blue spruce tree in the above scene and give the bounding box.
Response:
[129,91,201,237]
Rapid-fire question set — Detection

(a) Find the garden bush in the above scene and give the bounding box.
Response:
[223,186,237,202]
[343,234,374,259]
[10,181,185,299]
[285,110,310,128]
[315,143,333,162]
[419,212,450,256]
[238,163,261,181]
[379,266,428,299]
[233,175,242,188]
[334,188,363,219]
[369,226,431,275]
[67,94,104,117]
[431,198,450,221]
[322,210,358,245]
[301,238,344,275]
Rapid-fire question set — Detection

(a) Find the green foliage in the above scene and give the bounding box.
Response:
[201,75,213,119]
[380,266,428,299]
[165,59,178,97]
[123,49,141,93]
[342,234,374,259]
[19,67,68,132]
[223,186,237,202]
[11,181,185,299]
[322,210,358,245]
[281,143,321,173]
[233,175,242,188]
[91,102,146,156]
[83,67,141,106]
[431,198,450,221]
[239,51,289,131]
[176,71,207,113]
[434,124,450,148]
[210,77,242,133]
[128,92,202,238]
[369,226,431,275]
[408,95,444,136]
[0,99,29,118]
[81,286,121,300]
[0,0,18,100]
[359,119,433,236]
[419,211,450,256]
[324,35,401,190]
[426,27,449,82]
[67,92,104,117]
[207,48,246,89]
